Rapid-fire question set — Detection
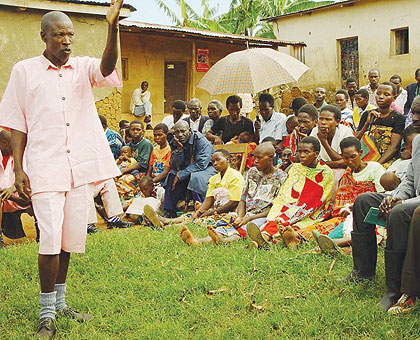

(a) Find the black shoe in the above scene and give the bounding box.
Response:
[107,219,134,229]
[379,250,405,311]
[57,306,93,323]
[36,317,56,339]
[87,224,102,234]
[337,231,377,283]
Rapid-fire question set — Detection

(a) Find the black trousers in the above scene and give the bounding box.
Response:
[353,192,419,252]
[401,205,420,296]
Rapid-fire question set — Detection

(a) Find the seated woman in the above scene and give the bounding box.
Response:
[247,136,333,249]
[355,82,405,169]
[143,150,244,236]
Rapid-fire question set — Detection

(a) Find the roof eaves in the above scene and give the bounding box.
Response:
[120,21,306,47]
[262,0,356,22]
[52,0,136,12]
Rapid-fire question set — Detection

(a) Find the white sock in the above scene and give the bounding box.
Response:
[54,283,67,311]
[40,291,56,320]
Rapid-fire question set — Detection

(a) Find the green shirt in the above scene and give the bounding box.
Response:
[128,138,153,172]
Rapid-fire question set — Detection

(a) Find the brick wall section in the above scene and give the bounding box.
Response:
[95,88,122,131]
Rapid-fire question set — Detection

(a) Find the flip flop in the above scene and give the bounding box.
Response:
[143,205,163,230]
[247,222,269,248]
[318,234,344,257]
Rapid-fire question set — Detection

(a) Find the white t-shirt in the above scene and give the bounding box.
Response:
[310,125,354,162]
[352,161,385,192]
[254,111,287,143]
[386,158,411,180]
[161,114,189,130]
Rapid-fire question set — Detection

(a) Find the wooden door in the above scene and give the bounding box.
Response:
[340,38,359,86]
[164,61,187,113]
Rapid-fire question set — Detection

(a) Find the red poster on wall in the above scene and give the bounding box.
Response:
[197,49,209,72]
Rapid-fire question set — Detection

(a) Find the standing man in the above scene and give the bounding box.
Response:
[361,69,380,107]
[184,98,209,133]
[345,77,358,110]
[313,87,327,112]
[404,68,420,115]
[0,1,124,338]
[254,93,287,144]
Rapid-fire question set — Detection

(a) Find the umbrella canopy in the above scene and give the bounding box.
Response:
[197,48,310,96]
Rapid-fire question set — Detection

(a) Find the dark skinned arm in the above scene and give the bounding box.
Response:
[120,162,140,175]
[100,0,123,77]
[11,130,31,199]
[377,133,402,165]
[325,159,347,169]
[206,129,223,145]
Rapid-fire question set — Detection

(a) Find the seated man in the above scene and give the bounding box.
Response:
[248,137,333,249]
[283,104,318,157]
[206,95,254,145]
[254,93,287,144]
[163,120,217,217]
[337,134,420,312]
[162,100,189,130]
[310,105,354,169]
[99,115,125,159]
[184,98,209,133]
[0,129,31,247]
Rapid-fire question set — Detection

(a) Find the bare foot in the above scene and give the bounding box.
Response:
[207,226,219,244]
[194,202,201,211]
[281,226,301,249]
[180,227,199,246]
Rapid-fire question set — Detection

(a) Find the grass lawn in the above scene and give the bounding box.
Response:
[0,222,419,339]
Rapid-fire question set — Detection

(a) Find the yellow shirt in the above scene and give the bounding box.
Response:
[206,166,244,201]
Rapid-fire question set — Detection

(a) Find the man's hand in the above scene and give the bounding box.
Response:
[173,136,183,151]
[106,0,124,27]
[294,126,307,138]
[14,169,31,200]
[0,187,16,201]
[317,129,328,142]
[379,196,402,215]
[171,174,179,191]
[214,136,224,145]
[254,120,261,131]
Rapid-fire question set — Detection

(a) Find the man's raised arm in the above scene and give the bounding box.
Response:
[100,0,123,77]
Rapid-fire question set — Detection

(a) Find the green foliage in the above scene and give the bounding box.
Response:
[1,225,419,339]
[154,0,335,38]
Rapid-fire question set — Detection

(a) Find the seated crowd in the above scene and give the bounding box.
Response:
[2,68,420,316]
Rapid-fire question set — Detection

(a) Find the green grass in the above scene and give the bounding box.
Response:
[0,224,419,339]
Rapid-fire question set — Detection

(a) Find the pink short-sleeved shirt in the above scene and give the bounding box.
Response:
[0,55,121,195]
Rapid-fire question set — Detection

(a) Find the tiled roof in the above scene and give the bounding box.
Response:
[120,20,305,47]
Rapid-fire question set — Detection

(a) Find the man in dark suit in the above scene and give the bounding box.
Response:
[184,98,209,133]
[404,68,420,115]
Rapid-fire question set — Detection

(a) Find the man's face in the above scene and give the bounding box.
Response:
[335,94,347,110]
[415,73,420,83]
[390,78,401,91]
[207,103,221,121]
[141,82,148,91]
[153,129,167,146]
[173,125,191,144]
[281,149,292,168]
[297,112,317,135]
[227,102,241,121]
[346,82,358,96]
[41,20,74,66]
[129,123,144,142]
[298,143,318,167]
[258,101,273,121]
[172,108,184,122]
[341,146,362,171]
[368,71,380,86]
[187,102,202,121]
[314,88,326,102]
[355,94,368,109]
[121,122,129,130]
[404,133,419,153]
[412,112,420,132]
[375,85,394,109]
[253,149,273,172]
[319,110,339,135]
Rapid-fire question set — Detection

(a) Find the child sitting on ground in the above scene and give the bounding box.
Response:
[116,146,138,174]
[146,123,171,184]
